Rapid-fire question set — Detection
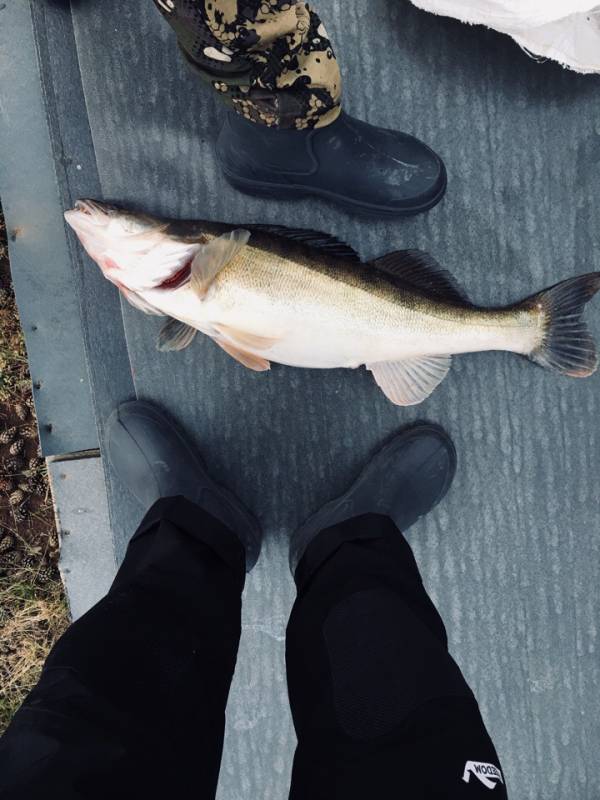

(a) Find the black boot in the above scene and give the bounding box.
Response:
[289,422,456,574]
[216,111,447,218]
[106,400,261,570]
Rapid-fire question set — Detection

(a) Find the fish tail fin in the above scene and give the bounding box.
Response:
[521,272,600,377]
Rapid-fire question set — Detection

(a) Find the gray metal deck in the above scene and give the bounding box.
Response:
[1,1,600,797]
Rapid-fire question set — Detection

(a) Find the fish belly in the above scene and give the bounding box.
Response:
[201,287,445,368]
[208,301,539,368]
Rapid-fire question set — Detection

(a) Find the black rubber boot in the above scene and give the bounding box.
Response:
[289,423,456,575]
[106,400,261,570]
[216,111,447,218]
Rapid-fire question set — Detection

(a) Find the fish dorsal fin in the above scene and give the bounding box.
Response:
[366,355,452,406]
[191,229,250,297]
[247,224,360,262]
[157,318,198,351]
[370,250,471,305]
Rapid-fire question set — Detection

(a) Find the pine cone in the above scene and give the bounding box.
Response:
[26,396,35,410]
[9,488,24,506]
[21,425,37,440]
[18,481,30,494]
[1,549,22,568]
[37,565,56,584]
[0,640,17,657]
[0,533,14,553]
[14,402,29,421]
[9,439,24,456]
[29,456,43,472]
[0,426,17,445]
[5,457,23,474]
[13,504,28,523]
[21,553,37,569]
[0,477,14,493]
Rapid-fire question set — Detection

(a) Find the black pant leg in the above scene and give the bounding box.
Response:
[0,496,245,800]
[286,514,508,799]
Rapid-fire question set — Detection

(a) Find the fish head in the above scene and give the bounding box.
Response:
[64,199,200,294]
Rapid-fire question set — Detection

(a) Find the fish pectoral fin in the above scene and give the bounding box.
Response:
[215,339,271,372]
[366,355,452,406]
[157,318,198,351]
[191,229,251,297]
[214,323,279,351]
[369,250,471,306]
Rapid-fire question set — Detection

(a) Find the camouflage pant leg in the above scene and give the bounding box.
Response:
[152,0,341,129]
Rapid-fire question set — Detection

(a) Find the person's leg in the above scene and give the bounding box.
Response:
[286,426,507,799]
[151,1,446,216]
[152,0,341,129]
[0,402,261,799]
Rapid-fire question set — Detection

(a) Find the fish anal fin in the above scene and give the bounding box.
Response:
[367,355,452,406]
[157,318,198,351]
[247,224,360,262]
[370,250,471,306]
[191,229,250,297]
[214,323,279,351]
[216,340,271,372]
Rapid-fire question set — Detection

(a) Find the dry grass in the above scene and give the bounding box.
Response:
[0,207,69,734]
[0,568,68,730]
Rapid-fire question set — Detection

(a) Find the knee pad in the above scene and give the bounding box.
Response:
[324,588,473,740]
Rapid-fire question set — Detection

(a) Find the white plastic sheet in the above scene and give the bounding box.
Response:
[410,0,600,73]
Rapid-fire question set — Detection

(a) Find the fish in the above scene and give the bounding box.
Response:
[64,199,600,406]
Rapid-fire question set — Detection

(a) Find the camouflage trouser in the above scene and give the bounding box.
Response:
[152,0,341,129]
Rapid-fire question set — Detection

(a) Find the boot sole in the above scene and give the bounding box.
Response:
[289,422,456,575]
[221,164,447,219]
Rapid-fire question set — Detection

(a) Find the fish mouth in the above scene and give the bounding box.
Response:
[64,199,112,235]
[74,199,108,217]
[67,199,113,224]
